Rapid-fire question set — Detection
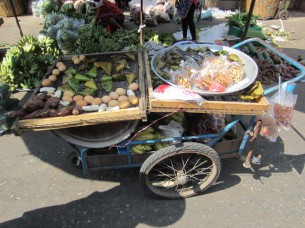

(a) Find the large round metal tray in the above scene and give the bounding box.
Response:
[53,120,139,148]
[151,43,258,96]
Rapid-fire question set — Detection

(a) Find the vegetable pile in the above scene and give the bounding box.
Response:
[0,35,60,91]
[240,42,301,84]
[8,52,141,120]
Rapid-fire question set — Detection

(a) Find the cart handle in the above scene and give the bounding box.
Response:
[232,38,305,95]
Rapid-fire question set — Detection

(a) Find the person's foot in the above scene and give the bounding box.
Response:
[181,37,187,41]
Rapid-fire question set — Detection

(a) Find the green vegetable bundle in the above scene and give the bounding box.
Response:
[226,11,259,28]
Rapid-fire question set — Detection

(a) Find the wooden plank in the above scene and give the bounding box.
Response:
[17,107,143,131]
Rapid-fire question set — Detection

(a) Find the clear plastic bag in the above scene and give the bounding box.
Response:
[270,83,298,130]
[256,115,280,142]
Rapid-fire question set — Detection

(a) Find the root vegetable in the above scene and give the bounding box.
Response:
[84,95,94,104]
[72,106,82,115]
[23,99,45,112]
[102,96,112,104]
[40,87,55,93]
[63,90,74,97]
[48,75,57,82]
[62,96,73,103]
[119,101,130,109]
[22,110,40,119]
[128,83,139,91]
[58,64,67,72]
[73,95,84,102]
[52,69,60,76]
[115,88,126,95]
[98,104,107,112]
[73,58,81,65]
[42,79,52,87]
[91,98,102,106]
[44,97,60,109]
[128,95,139,106]
[6,109,28,118]
[82,105,99,112]
[118,95,128,102]
[109,92,119,100]
[76,100,88,107]
[108,100,119,107]
[72,55,79,61]
[56,62,64,68]
[79,55,86,61]
[58,106,73,117]
[35,108,49,118]
[48,109,58,117]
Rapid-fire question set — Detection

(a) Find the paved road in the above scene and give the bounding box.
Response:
[0,11,305,227]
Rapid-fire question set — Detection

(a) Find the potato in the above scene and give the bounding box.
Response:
[79,55,86,61]
[91,98,103,106]
[129,95,139,106]
[52,69,60,76]
[63,90,74,97]
[73,95,84,102]
[73,58,81,65]
[115,88,126,96]
[58,64,66,72]
[102,96,112,104]
[84,95,94,104]
[56,62,64,68]
[108,100,119,107]
[118,95,128,102]
[119,101,130,109]
[71,55,79,61]
[62,96,73,103]
[42,79,52,87]
[109,91,119,100]
[128,83,139,91]
[76,99,88,107]
[48,75,57,82]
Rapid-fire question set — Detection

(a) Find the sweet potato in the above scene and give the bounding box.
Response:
[23,99,45,112]
[72,106,82,115]
[6,109,28,119]
[22,110,40,119]
[44,97,60,109]
[48,109,58,117]
[35,108,49,118]
[58,106,73,117]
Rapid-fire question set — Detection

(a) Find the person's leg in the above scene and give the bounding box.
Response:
[187,3,196,41]
[181,17,188,40]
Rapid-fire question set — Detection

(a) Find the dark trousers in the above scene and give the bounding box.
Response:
[181,2,196,40]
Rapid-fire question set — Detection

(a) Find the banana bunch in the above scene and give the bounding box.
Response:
[167,112,185,123]
[130,127,171,154]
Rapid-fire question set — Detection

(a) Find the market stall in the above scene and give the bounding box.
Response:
[1,0,305,199]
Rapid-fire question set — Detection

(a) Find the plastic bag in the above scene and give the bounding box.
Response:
[256,115,280,142]
[188,114,226,143]
[270,83,298,130]
[156,12,170,23]
[152,84,205,106]
[144,10,158,26]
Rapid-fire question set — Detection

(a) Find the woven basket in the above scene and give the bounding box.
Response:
[244,0,280,19]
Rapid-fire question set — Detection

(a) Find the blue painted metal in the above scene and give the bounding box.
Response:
[232,38,305,96]
[80,146,89,175]
[238,116,256,155]
[208,116,243,147]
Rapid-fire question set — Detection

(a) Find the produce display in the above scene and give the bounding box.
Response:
[0,35,60,91]
[240,43,301,84]
[8,51,142,120]
[155,46,248,93]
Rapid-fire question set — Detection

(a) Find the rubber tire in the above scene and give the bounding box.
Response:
[279,10,290,20]
[139,142,221,199]
[67,152,83,169]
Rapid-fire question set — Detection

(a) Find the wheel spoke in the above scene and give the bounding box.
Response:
[153,169,176,181]
[181,155,192,173]
[186,159,208,175]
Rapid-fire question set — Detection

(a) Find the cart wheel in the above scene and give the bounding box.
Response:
[139,142,221,199]
[279,10,290,20]
[67,152,83,169]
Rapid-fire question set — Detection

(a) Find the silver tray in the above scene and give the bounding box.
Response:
[151,43,258,96]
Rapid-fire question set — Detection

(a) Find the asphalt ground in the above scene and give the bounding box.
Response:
[0,11,305,227]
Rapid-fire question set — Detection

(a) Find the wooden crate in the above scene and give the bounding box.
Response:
[12,51,147,134]
[144,52,270,115]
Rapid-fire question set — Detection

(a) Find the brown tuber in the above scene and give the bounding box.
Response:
[58,106,73,117]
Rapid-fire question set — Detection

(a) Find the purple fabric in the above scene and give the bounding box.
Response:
[176,0,193,19]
